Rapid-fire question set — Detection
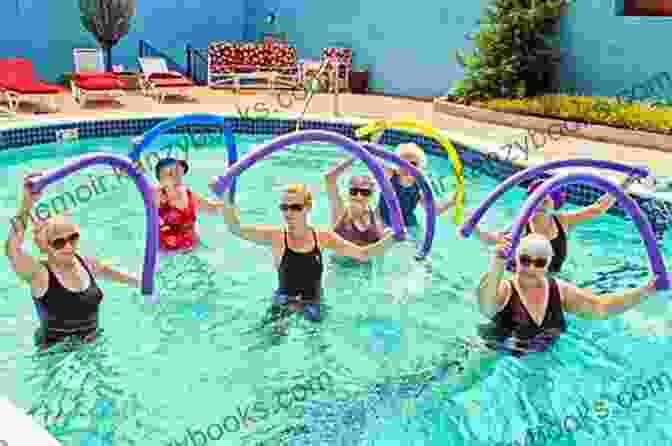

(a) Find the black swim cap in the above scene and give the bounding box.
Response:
[155,157,189,179]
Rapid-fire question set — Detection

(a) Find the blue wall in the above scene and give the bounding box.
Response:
[0,0,245,82]
[4,0,665,98]
[555,2,672,97]
[245,0,486,97]
[243,0,672,98]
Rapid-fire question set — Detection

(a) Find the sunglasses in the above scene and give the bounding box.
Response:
[349,188,372,197]
[50,233,80,250]
[519,255,549,268]
[279,203,305,212]
[406,160,419,167]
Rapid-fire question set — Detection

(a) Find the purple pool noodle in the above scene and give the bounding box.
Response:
[509,172,669,290]
[26,153,159,296]
[362,142,436,260]
[212,130,407,241]
[460,159,649,237]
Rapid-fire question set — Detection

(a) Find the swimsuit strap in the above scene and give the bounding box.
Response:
[73,253,97,285]
[311,228,319,250]
[283,229,319,251]
[186,189,196,214]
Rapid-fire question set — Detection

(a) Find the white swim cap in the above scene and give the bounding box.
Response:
[518,234,554,259]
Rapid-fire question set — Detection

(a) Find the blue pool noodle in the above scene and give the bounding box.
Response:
[212,130,408,241]
[128,113,239,204]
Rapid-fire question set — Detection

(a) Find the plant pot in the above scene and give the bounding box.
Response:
[351,70,369,94]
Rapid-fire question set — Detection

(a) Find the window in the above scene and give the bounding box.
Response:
[620,0,672,16]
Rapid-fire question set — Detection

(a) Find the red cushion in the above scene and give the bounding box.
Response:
[151,77,193,87]
[6,81,64,94]
[147,72,184,80]
[0,58,35,85]
[75,77,125,90]
[231,64,257,73]
[74,72,119,81]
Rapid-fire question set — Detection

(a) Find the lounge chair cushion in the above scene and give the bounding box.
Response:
[74,76,125,91]
[5,81,64,95]
[147,72,185,80]
[230,64,257,73]
[0,58,37,85]
[0,58,64,94]
[74,72,119,81]
[149,77,194,87]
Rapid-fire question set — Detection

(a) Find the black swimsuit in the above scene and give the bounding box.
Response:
[33,254,104,348]
[525,215,567,273]
[479,278,567,356]
[277,229,323,302]
[269,230,324,322]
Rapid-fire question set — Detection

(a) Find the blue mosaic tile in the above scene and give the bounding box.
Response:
[1,116,671,237]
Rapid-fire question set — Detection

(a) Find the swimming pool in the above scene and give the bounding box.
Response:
[2,117,672,446]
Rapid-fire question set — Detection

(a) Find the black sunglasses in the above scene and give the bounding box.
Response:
[279,203,305,212]
[50,233,80,250]
[519,255,549,268]
[349,188,372,197]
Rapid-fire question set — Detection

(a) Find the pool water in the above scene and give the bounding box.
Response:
[1,132,672,446]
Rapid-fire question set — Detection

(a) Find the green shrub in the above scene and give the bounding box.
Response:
[453,0,572,101]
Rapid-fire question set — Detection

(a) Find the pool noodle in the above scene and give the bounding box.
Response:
[26,153,159,296]
[459,159,649,238]
[355,119,465,225]
[362,142,436,259]
[212,130,408,241]
[128,113,239,204]
[510,172,669,290]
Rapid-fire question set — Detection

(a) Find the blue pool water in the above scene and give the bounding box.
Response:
[1,131,671,446]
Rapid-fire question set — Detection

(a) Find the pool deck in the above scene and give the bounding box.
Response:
[3,87,672,198]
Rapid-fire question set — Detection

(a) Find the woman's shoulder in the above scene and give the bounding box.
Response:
[315,226,337,240]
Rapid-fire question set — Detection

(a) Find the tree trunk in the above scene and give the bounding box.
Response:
[104,46,112,72]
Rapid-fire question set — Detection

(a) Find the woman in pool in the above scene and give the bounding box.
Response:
[5,174,140,350]
[376,143,457,234]
[154,157,226,251]
[408,233,658,399]
[324,158,383,246]
[213,181,397,322]
[478,233,657,356]
[468,175,639,273]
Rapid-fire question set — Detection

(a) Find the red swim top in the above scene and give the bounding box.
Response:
[158,188,197,250]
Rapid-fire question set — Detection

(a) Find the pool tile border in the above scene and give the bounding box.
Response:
[0,113,670,237]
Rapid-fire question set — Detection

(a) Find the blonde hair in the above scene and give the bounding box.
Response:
[32,214,79,254]
[284,183,313,209]
[397,143,427,166]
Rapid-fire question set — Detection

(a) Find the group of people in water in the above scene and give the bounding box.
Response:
[4,141,659,360]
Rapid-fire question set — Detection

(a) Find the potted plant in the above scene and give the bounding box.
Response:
[79,0,136,72]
